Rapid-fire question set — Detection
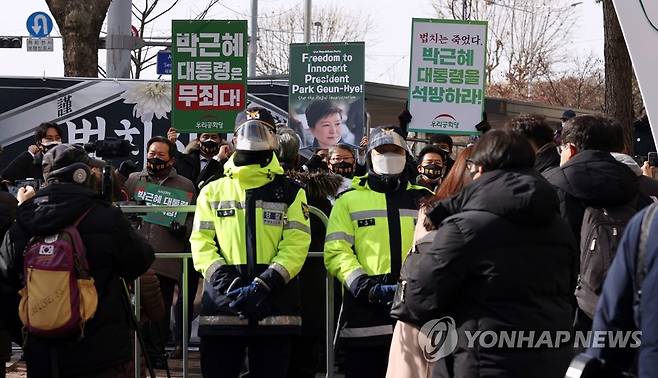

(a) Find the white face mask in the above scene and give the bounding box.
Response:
[371,152,406,175]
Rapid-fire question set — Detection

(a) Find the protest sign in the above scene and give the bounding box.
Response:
[134,182,194,227]
[172,20,247,133]
[408,18,487,135]
[289,42,365,151]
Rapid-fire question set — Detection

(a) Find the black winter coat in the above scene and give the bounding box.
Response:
[545,150,642,242]
[534,142,560,176]
[174,148,226,190]
[0,191,17,363]
[0,150,44,183]
[393,169,579,378]
[0,184,154,377]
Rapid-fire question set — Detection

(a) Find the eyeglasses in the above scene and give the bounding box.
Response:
[466,159,475,171]
[557,144,570,154]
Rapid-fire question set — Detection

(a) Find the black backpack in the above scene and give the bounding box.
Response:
[575,203,638,318]
[565,203,658,378]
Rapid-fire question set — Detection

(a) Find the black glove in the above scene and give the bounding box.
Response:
[348,275,378,305]
[227,279,272,320]
[169,221,187,239]
[368,284,397,306]
[119,160,140,178]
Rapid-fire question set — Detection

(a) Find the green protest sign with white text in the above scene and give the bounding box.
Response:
[171,20,247,133]
[133,182,194,227]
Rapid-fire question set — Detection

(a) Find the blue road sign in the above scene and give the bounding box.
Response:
[157,50,172,75]
[26,12,53,38]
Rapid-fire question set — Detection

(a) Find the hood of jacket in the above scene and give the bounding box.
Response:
[534,142,560,174]
[546,150,639,206]
[286,170,343,202]
[15,184,100,236]
[458,169,560,225]
[223,152,284,189]
[610,152,642,176]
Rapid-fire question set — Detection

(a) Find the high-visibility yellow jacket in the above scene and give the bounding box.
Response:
[191,153,311,335]
[324,174,431,346]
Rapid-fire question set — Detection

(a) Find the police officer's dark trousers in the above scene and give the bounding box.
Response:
[200,335,292,378]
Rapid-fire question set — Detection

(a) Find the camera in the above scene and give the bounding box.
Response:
[83,138,136,202]
[84,138,135,159]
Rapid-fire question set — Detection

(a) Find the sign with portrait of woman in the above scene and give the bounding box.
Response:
[288,42,365,154]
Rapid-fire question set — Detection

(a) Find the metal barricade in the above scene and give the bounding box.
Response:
[119,204,335,378]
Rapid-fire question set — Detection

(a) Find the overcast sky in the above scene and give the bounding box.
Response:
[0,0,604,86]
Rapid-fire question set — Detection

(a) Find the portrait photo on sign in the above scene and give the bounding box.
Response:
[288,98,364,152]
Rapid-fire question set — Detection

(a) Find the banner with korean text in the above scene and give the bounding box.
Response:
[288,42,365,150]
[172,20,247,133]
[133,182,194,227]
[408,18,487,135]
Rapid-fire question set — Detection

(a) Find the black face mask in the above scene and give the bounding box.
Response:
[147,157,172,176]
[420,163,443,181]
[200,139,220,156]
[331,161,355,178]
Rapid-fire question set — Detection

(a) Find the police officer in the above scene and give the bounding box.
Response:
[190,108,311,378]
[324,128,431,378]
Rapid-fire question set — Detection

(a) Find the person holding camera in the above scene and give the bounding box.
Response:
[0,144,154,378]
[123,136,196,369]
[1,122,63,184]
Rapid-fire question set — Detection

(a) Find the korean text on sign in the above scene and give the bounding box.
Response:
[175,32,245,58]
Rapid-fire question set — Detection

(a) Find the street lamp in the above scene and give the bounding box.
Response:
[313,21,322,42]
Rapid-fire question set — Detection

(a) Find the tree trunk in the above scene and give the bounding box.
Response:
[46,0,112,77]
[603,0,634,154]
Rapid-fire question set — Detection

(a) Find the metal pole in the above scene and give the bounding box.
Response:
[134,277,141,378]
[304,0,312,43]
[106,0,132,78]
[182,257,189,378]
[249,0,258,78]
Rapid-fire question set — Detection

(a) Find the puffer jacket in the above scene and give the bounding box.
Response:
[392,169,579,378]
[124,168,196,281]
[545,150,643,242]
[0,183,154,377]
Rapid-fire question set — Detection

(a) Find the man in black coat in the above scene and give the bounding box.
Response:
[1,122,63,184]
[168,129,230,190]
[546,115,646,334]
[394,130,578,378]
[0,144,154,378]
[508,114,560,176]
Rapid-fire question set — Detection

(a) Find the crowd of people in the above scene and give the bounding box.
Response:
[0,107,656,378]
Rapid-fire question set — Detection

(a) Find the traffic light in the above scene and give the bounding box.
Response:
[0,37,22,48]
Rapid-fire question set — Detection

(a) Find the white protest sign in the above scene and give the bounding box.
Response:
[408,18,487,135]
[612,0,658,149]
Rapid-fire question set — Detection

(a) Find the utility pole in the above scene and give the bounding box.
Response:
[249,0,258,78]
[304,0,312,43]
[106,0,132,78]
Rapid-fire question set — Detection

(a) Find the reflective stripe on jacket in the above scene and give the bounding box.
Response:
[324,175,430,345]
[191,153,311,335]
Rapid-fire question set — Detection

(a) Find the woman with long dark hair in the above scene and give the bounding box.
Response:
[389,130,578,378]
[386,146,473,377]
